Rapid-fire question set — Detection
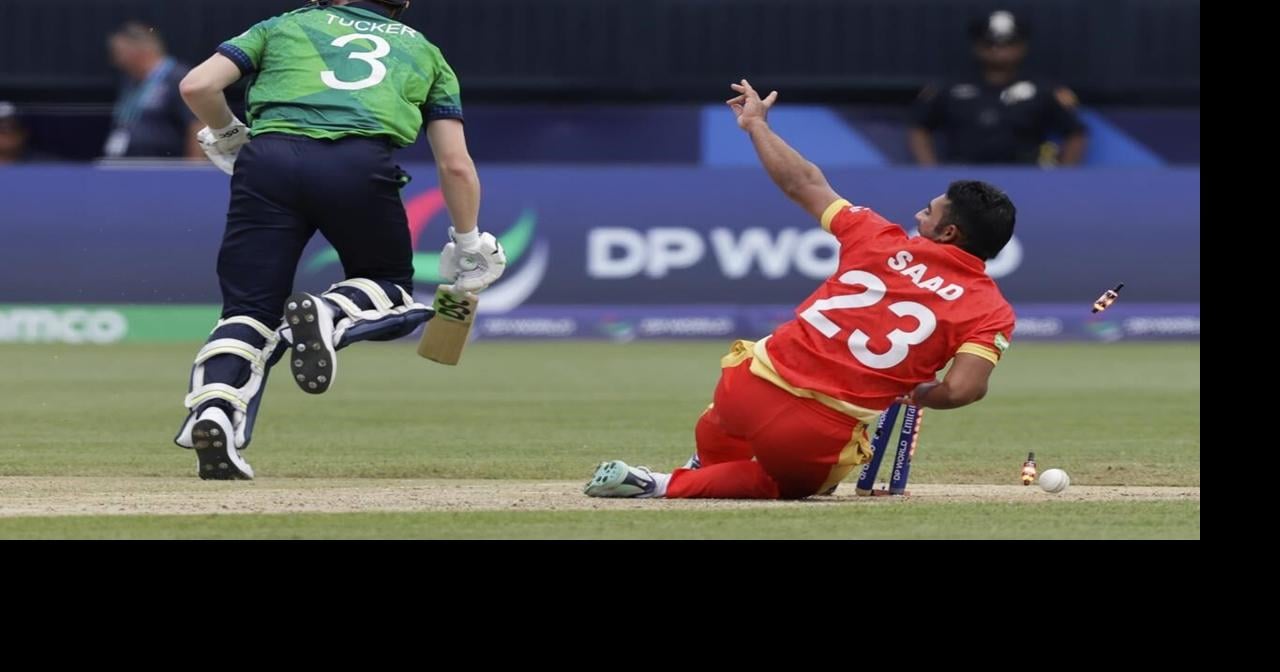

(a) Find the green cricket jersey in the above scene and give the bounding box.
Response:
[217,1,462,147]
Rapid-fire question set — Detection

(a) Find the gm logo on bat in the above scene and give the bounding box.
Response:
[435,292,474,321]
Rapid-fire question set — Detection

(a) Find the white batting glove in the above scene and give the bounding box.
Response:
[197,117,250,175]
[438,227,507,293]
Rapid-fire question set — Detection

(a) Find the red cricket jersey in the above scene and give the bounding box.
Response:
[763,199,1016,411]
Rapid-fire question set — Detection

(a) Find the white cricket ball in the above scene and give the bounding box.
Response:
[460,257,479,272]
[1039,468,1070,493]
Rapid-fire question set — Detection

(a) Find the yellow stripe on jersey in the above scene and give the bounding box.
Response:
[957,343,1000,365]
[718,338,882,426]
[820,199,852,232]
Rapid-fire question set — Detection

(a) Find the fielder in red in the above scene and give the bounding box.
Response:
[585,80,1018,500]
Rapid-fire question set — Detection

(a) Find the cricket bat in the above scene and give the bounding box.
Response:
[417,286,477,365]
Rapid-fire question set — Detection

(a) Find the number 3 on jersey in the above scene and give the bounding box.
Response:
[321,33,391,91]
[800,270,937,370]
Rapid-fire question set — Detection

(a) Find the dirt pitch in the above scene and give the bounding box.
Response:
[0,477,1200,518]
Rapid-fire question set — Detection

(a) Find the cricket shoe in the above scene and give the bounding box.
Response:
[584,460,669,498]
[681,452,702,470]
[284,292,337,394]
[191,406,254,480]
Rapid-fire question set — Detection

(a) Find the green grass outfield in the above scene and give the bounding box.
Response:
[0,341,1200,539]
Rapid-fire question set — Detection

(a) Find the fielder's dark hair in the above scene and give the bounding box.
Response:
[943,180,1016,260]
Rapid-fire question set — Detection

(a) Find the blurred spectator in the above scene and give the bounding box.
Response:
[0,102,59,164]
[908,10,1088,167]
[0,102,29,165]
[104,22,203,160]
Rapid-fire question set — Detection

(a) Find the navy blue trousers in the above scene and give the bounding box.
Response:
[218,132,415,325]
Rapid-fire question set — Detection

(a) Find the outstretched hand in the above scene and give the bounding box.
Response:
[727,79,778,130]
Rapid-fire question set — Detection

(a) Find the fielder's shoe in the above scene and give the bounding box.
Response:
[584,460,669,498]
[190,406,254,480]
[681,452,702,470]
[284,292,337,394]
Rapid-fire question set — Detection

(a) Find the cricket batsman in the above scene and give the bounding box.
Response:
[173,0,506,479]
[585,80,1018,500]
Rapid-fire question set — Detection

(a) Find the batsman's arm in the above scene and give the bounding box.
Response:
[428,118,503,294]
[909,353,994,410]
[178,54,242,131]
[729,79,840,221]
[426,119,480,236]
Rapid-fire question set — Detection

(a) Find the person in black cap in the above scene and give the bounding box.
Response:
[908,10,1087,166]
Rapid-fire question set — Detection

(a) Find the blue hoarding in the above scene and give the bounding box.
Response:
[1,164,1198,341]
[0,165,1199,302]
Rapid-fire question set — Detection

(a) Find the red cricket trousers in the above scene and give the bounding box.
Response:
[667,358,871,500]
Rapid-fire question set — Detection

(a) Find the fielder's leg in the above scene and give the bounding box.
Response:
[584,461,673,498]
[685,400,754,470]
[753,401,872,500]
[586,355,784,500]
[671,357,872,500]
[659,387,788,499]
